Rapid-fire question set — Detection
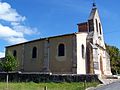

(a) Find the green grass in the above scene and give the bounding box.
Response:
[0,82,99,90]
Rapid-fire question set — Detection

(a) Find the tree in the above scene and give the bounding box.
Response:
[0,52,18,88]
[106,44,120,74]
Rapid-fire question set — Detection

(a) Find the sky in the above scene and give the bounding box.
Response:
[0,0,120,58]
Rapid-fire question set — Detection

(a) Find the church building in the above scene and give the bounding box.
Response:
[6,5,112,76]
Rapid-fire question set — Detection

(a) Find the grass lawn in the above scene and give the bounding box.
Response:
[0,82,99,90]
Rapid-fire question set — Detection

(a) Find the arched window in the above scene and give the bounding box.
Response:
[95,19,98,32]
[13,50,17,57]
[58,44,65,56]
[32,47,37,58]
[81,44,84,58]
[99,23,102,35]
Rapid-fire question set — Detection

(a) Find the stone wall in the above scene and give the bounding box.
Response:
[0,72,100,83]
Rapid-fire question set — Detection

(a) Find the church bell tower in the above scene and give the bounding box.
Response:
[86,3,112,75]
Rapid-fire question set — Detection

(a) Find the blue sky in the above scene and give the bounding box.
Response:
[0,0,120,57]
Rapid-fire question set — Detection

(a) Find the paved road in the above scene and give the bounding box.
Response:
[95,80,120,90]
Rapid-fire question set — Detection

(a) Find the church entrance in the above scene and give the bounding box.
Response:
[100,56,104,75]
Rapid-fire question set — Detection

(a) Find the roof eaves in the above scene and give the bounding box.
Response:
[6,33,76,48]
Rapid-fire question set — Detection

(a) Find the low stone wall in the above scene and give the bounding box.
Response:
[0,72,100,83]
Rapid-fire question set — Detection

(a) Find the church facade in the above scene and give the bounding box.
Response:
[6,7,112,75]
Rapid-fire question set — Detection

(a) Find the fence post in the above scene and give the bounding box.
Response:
[44,86,47,90]
[84,80,86,89]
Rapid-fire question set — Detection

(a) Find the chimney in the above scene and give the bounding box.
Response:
[77,22,88,32]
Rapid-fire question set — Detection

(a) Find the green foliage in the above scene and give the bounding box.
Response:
[0,52,18,72]
[106,44,120,74]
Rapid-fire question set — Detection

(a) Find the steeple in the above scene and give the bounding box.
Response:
[87,1,106,49]
[89,0,98,20]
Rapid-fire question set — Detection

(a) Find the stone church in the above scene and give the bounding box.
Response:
[6,6,112,76]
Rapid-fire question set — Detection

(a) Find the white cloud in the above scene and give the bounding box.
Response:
[0,52,5,58]
[6,37,27,44]
[13,25,39,35]
[0,23,27,44]
[0,2,39,45]
[0,2,26,22]
[0,24,23,38]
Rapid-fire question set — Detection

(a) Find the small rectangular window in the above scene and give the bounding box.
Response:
[32,47,37,58]
[58,44,65,56]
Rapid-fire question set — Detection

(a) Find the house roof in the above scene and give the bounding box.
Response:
[77,22,88,32]
[6,31,88,48]
[6,33,76,48]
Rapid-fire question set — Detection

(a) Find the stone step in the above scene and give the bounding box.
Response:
[102,75,118,79]
[98,75,119,85]
[100,79,118,85]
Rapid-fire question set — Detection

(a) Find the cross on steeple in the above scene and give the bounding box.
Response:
[92,0,96,7]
